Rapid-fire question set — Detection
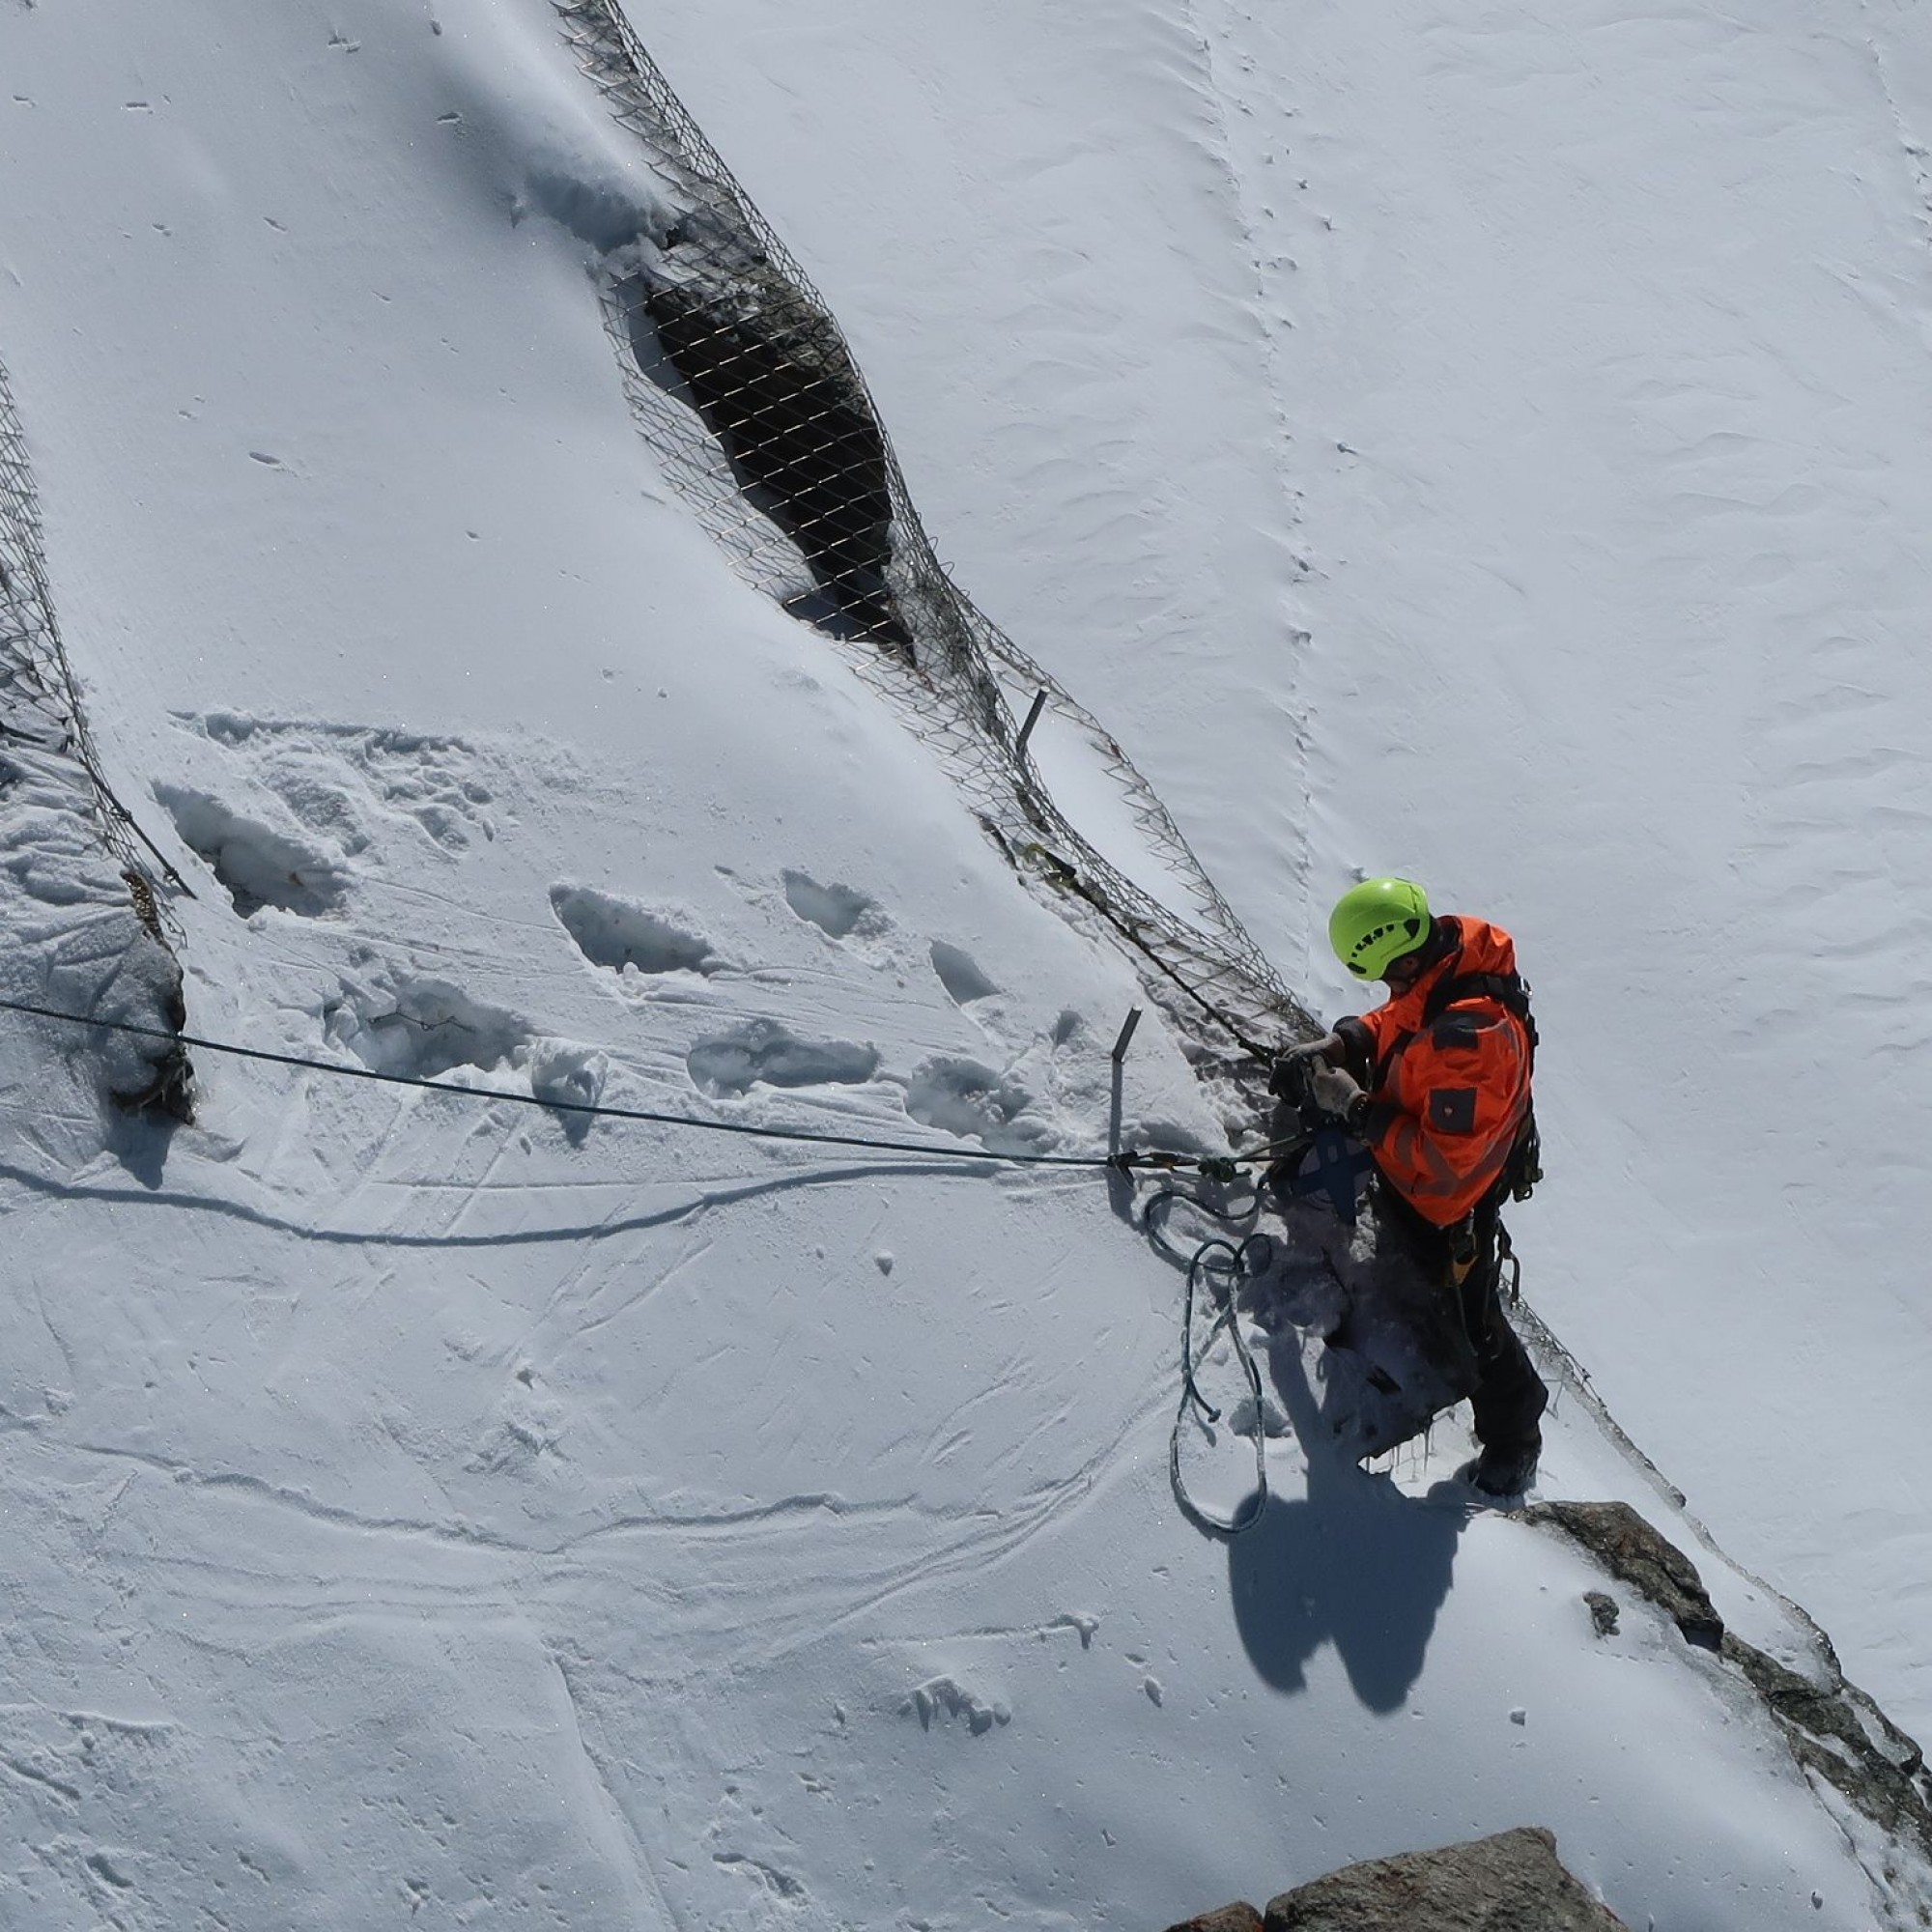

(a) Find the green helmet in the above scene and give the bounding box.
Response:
[1329,877,1432,980]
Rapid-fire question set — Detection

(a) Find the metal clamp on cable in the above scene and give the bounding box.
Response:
[1109,1150,1243,1184]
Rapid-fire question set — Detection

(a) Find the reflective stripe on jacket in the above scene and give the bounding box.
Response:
[1334,916,1533,1229]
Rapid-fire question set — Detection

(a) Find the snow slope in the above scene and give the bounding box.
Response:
[1,0,1928,1926]
[635,0,1932,1749]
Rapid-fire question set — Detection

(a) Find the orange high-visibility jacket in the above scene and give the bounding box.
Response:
[1334,916,1533,1229]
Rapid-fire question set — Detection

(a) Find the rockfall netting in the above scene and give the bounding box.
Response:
[0,358,192,1117]
[553,0,1317,1069]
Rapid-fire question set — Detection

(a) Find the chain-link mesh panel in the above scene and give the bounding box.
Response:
[556,0,1317,1064]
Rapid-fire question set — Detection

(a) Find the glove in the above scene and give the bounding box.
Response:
[1308,1062,1364,1121]
[1268,1033,1343,1099]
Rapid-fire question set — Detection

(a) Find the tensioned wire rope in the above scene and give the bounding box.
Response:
[0,992,1284,1178]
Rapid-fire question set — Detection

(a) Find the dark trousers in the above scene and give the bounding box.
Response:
[1379,1186,1548,1454]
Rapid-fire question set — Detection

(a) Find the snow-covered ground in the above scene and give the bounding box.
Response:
[2,0,1930,1926]
[639,0,1932,1747]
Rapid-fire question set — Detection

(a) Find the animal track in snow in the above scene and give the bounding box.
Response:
[928,939,998,1006]
[781,867,881,940]
[550,882,722,977]
[686,1019,879,1098]
[900,1674,1010,1735]
[156,783,349,918]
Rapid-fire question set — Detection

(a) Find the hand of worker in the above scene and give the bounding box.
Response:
[1308,1062,1363,1121]
[1268,1033,1343,1098]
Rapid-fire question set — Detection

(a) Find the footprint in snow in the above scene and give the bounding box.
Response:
[928,939,998,1006]
[551,881,723,978]
[327,977,604,1139]
[686,1018,879,1097]
[781,867,883,941]
[156,783,349,919]
[898,1055,1051,1154]
[171,711,496,855]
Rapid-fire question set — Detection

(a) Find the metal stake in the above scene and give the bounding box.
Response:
[1014,688,1048,760]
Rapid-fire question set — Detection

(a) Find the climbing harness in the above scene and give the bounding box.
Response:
[1271,1125,1376,1224]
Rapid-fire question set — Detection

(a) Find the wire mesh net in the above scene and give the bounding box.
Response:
[556,0,1317,1064]
[0,355,192,1115]
[0,359,183,943]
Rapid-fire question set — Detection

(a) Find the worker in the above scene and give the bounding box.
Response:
[1275,877,1548,1495]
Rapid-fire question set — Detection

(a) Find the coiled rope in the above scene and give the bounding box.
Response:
[1147,1186,1278,1536]
[1170,1231,1271,1535]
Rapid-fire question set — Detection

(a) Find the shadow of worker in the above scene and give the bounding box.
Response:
[1226,1341,1464,1714]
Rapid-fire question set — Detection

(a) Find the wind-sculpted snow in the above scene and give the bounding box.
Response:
[551,0,1318,1071]
[0,359,189,1120]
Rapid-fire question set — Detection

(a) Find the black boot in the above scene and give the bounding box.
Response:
[1456,1433,1541,1498]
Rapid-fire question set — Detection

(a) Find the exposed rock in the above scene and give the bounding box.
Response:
[1261,1826,1626,1931]
[1523,1500,1722,1650]
[1721,1631,1932,1866]
[1530,1499,1932,1874]
[620,213,910,655]
[1162,1905,1264,1932]
[1583,1590,1620,1637]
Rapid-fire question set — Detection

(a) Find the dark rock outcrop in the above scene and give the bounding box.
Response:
[621,213,910,654]
[1162,1905,1264,1932]
[1527,1499,1932,1870]
[107,923,195,1121]
[1259,1826,1626,1931]
[1721,1632,1932,1863]
[1523,1500,1722,1650]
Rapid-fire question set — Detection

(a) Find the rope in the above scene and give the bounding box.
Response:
[0,992,1258,1177]
[1144,1184,1274,1536]
[1170,1230,1271,1536]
